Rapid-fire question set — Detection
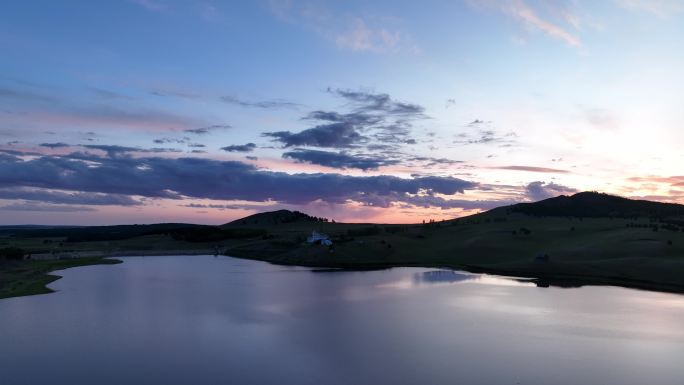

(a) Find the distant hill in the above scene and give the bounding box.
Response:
[224,210,326,226]
[1,223,210,242]
[500,191,684,218]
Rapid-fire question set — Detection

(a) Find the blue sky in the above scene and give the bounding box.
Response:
[1,0,684,224]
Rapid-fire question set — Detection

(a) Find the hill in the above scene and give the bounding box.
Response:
[6,192,684,298]
[224,209,327,226]
[498,191,684,219]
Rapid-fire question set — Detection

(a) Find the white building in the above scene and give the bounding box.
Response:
[307,231,332,245]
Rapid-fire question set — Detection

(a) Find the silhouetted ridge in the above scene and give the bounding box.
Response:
[225,210,326,226]
[509,192,684,218]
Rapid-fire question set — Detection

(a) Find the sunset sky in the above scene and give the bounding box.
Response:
[2,0,684,225]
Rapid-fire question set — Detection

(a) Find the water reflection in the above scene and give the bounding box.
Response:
[378,269,536,289]
[1,256,683,385]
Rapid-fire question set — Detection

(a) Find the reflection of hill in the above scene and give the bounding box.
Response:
[415,270,474,284]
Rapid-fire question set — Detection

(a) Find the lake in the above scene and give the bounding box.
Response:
[1,255,683,385]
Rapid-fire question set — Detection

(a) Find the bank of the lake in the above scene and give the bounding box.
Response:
[0,257,121,299]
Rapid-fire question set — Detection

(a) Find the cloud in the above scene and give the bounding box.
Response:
[615,0,684,17]
[335,18,401,53]
[12,105,203,132]
[268,1,411,53]
[0,151,477,209]
[282,149,398,170]
[330,88,425,115]
[265,88,426,150]
[496,165,570,173]
[40,142,71,149]
[220,143,257,153]
[470,0,582,47]
[358,192,517,211]
[0,187,141,206]
[184,124,231,135]
[456,129,518,145]
[153,137,189,145]
[221,95,299,109]
[0,202,97,212]
[264,122,365,148]
[82,144,181,157]
[455,120,517,146]
[525,181,577,201]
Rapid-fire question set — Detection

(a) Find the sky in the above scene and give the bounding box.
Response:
[1,0,684,225]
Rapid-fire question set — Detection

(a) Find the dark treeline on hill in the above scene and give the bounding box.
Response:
[506,192,684,219]
[226,209,331,226]
[0,224,211,242]
[0,223,273,244]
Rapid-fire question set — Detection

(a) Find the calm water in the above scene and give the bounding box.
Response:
[1,256,684,385]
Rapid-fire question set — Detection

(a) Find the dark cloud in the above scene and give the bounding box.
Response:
[0,151,476,208]
[357,192,516,211]
[221,95,299,109]
[330,88,425,115]
[404,156,463,167]
[40,142,71,149]
[264,122,365,148]
[496,165,570,174]
[525,181,577,201]
[303,110,382,126]
[83,144,181,157]
[221,143,257,152]
[0,86,53,103]
[0,202,97,212]
[262,89,427,152]
[282,149,398,170]
[0,188,141,206]
[184,124,231,135]
[153,137,189,144]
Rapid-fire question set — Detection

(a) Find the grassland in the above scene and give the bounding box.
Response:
[4,193,684,298]
[223,212,684,294]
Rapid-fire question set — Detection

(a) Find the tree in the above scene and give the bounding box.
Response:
[0,247,25,260]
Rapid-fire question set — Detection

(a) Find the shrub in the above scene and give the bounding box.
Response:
[0,247,25,260]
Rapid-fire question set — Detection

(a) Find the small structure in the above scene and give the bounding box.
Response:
[307,231,332,245]
[535,253,550,262]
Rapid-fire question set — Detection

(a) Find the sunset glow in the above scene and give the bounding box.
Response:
[2,0,684,224]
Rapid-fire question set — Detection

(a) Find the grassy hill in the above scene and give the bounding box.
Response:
[500,191,684,218]
[4,191,684,297]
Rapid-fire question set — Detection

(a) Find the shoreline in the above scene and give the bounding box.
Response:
[0,257,123,300]
[228,253,684,296]
[3,249,684,300]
